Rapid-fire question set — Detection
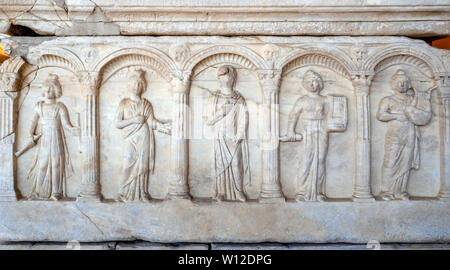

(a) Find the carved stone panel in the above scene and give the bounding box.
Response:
[0,35,448,243]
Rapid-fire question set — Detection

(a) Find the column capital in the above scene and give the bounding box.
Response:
[0,91,19,100]
[0,57,26,93]
[351,73,374,95]
[258,69,282,91]
[171,70,192,94]
[257,69,282,79]
[77,71,101,96]
[438,74,450,96]
[438,73,450,85]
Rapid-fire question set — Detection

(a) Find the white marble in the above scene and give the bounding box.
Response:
[0,1,449,36]
[0,35,449,243]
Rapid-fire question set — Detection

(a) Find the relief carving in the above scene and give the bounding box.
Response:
[114,69,171,202]
[205,65,250,202]
[0,56,26,201]
[282,70,347,202]
[170,43,190,63]
[377,69,436,200]
[21,74,81,201]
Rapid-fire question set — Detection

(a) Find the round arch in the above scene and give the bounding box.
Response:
[364,45,446,79]
[94,48,177,83]
[183,45,269,76]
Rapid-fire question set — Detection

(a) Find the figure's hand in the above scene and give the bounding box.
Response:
[286,131,297,142]
[159,122,172,135]
[163,122,172,131]
[205,115,218,126]
[134,115,145,124]
[394,113,409,122]
[30,133,41,143]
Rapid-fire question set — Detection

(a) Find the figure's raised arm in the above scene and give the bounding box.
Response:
[152,114,172,135]
[205,92,225,126]
[377,97,406,122]
[114,100,141,129]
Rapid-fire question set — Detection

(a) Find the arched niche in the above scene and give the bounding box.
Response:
[369,53,440,198]
[187,52,263,199]
[16,61,84,199]
[97,54,173,200]
[278,53,355,200]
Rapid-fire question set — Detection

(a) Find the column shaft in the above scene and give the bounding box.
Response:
[78,72,101,201]
[168,73,191,199]
[439,91,450,200]
[259,70,285,203]
[352,74,375,202]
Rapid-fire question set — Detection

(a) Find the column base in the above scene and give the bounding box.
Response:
[352,194,376,202]
[438,191,450,201]
[258,196,286,204]
[167,192,192,200]
[77,194,102,203]
[167,194,191,200]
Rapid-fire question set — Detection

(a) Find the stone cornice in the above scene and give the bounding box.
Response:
[0,0,449,36]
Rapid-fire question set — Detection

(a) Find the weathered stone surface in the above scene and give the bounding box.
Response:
[115,242,208,250]
[211,243,450,250]
[0,241,115,250]
[0,200,448,243]
[0,32,449,245]
[0,1,449,36]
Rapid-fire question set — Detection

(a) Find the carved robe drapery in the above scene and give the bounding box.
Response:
[289,95,330,201]
[208,91,250,201]
[28,102,74,199]
[115,98,156,201]
[377,94,432,198]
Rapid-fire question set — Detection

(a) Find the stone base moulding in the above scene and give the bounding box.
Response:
[0,200,448,243]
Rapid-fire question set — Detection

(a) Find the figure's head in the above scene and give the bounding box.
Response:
[128,69,147,96]
[217,65,237,89]
[302,70,323,93]
[391,69,411,93]
[42,74,62,100]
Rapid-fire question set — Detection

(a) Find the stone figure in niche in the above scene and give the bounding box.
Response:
[205,65,250,202]
[114,69,171,202]
[283,70,347,202]
[377,69,435,201]
[25,74,80,200]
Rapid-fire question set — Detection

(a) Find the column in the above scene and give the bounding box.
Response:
[0,57,25,201]
[351,73,375,202]
[258,69,285,203]
[438,76,450,201]
[167,71,191,200]
[77,71,101,201]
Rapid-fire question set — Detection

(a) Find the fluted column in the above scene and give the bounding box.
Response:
[438,76,450,201]
[258,69,285,203]
[351,73,375,202]
[0,57,25,201]
[167,71,191,200]
[77,71,101,201]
